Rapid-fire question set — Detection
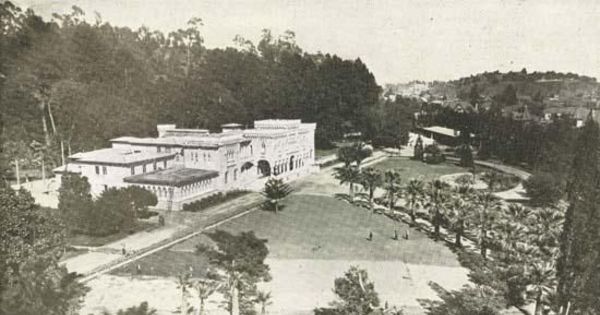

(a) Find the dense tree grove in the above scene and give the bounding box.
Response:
[58,174,157,236]
[0,2,382,177]
[425,104,579,198]
[0,187,88,314]
[557,117,600,314]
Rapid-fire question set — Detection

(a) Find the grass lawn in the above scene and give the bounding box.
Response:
[315,147,339,158]
[112,194,459,278]
[370,157,467,182]
[67,221,157,247]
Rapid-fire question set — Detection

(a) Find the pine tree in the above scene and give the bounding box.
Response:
[557,116,600,313]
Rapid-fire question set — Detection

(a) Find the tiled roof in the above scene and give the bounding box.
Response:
[123,168,219,187]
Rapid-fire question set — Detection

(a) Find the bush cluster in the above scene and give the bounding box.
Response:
[423,144,446,164]
[485,172,520,192]
[523,172,563,205]
[59,175,158,237]
[182,190,250,212]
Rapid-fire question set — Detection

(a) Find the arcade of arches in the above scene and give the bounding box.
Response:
[257,154,306,177]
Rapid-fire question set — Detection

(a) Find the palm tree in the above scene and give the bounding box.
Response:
[526,261,557,315]
[405,178,425,224]
[446,185,475,247]
[261,178,293,213]
[382,170,402,211]
[506,204,532,226]
[352,142,372,168]
[530,207,563,253]
[254,291,272,315]
[494,204,531,258]
[493,212,528,264]
[333,165,361,198]
[176,273,193,315]
[102,302,158,315]
[471,191,502,259]
[337,146,355,167]
[359,167,382,212]
[226,261,243,315]
[425,179,450,241]
[337,142,372,168]
[481,171,501,192]
[196,278,219,315]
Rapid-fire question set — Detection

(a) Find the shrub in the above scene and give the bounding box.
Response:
[494,173,520,192]
[182,190,250,212]
[456,144,474,167]
[137,210,159,219]
[372,135,397,148]
[523,172,563,205]
[413,136,424,161]
[59,175,157,236]
[423,144,445,164]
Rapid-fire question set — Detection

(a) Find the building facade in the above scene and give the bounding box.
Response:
[54,119,316,210]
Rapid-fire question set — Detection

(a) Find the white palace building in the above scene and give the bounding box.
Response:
[53,119,316,210]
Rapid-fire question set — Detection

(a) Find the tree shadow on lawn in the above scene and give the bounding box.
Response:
[259,200,289,213]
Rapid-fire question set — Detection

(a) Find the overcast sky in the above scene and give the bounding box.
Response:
[13,0,600,84]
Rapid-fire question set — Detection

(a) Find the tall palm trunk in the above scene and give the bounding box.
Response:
[349,183,354,199]
[47,100,57,135]
[534,290,543,315]
[480,226,487,259]
[230,284,239,315]
[181,289,188,315]
[455,220,463,247]
[431,207,441,240]
[198,298,205,315]
[41,111,51,146]
[410,203,416,223]
[480,207,487,259]
[369,188,374,215]
[434,214,441,240]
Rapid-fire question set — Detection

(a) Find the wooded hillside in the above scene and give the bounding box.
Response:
[0,2,382,174]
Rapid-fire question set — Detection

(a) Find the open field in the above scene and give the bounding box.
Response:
[113,195,461,271]
[171,194,459,264]
[93,194,467,314]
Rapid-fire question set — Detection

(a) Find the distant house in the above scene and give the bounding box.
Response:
[417,126,473,146]
[542,106,597,127]
[511,105,537,122]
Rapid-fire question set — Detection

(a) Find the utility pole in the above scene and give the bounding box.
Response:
[15,159,20,188]
[41,153,46,189]
[61,140,65,166]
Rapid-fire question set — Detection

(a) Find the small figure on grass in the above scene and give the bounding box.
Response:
[404,229,410,240]
[367,231,373,241]
[393,230,399,241]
